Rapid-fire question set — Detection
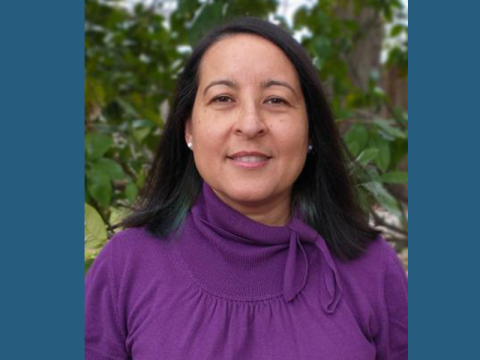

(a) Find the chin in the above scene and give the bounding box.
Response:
[220,183,277,205]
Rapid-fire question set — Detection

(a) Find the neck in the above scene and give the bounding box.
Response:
[211,189,292,227]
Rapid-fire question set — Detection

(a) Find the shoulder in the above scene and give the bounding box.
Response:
[106,227,172,257]
[333,237,408,340]
[97,227,175,283]
[108,226,164,247]
[336,236,403,278]
[335,236,407,306]
[365,237,407,287]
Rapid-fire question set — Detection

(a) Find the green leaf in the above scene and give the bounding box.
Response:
[392,106,408,125]
[380,171,408,184]
[347,141,360,157]
[177,0,201,14]
[133,127,151,143]
[91,158,126,181]
[356,148,379,166]
[116,98,140,117]
[390,24,405,37]
[293,6,310,29]
[86,169,112,208]
[85,133,113,160]
[136,168,146,189]
[344,124,368,156]
[361,181,402,218]
[85,203,107,249]
[373,118,407,139]
[85,186,91,203]
[372,136,391,172]
[109,206,131,229]
[189,2,223,45]
[131,120,155,143]
[390,138,408,169]
[313,36,331,62]
[364,166,381,182]
[85,79,106,106]
[125,182,138,203]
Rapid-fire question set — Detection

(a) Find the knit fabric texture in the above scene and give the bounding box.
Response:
[85,182,408,359]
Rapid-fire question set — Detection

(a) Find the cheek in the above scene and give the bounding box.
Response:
[276,122,308,172]
[191,115,229,165]
[278,120,308,152]
[285,143,308,171]
[191,108,213,140]
[195,121,224,147]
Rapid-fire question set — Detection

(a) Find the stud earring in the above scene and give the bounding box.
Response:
[187,141,193,150]
[308,144,313,153]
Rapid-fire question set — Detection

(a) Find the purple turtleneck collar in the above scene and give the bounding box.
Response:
[174,182,342,314]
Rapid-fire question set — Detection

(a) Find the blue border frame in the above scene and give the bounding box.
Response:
[410,1,480,359]
[1,1,84,357]
[2,0,480,358]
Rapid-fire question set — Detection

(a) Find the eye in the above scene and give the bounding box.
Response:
[211,95,234,103]
[265,97,288,105]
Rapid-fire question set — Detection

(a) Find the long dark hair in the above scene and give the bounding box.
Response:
[121,17,380,260]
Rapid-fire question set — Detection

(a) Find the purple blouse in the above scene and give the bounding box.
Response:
[85,183,408,359]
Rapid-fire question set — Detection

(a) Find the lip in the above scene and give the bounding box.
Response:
[229,151,271,158]
[227,151,272,169]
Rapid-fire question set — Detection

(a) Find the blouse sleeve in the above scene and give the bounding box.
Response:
[85,239,129,360]
[376,245,408,360]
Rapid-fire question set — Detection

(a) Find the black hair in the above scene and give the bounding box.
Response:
[121,17,380,260]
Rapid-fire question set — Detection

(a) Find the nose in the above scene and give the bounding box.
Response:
[233,101,267,138]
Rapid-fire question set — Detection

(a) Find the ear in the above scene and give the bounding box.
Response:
[185,118,193,143]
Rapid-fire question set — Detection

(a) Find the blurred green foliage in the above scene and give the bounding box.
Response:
[85,0,408,271]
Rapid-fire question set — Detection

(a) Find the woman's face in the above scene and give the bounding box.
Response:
[186,34,309,220]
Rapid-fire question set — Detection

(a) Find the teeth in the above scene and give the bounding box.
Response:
[233,156,268,162]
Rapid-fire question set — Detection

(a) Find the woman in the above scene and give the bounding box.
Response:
[85,17,408,359]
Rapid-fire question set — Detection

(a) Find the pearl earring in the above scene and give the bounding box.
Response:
[308,144,313,153]
[187,141,193,149]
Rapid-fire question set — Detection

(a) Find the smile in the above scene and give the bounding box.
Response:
[232,156,268,162]
[227,152,272,169]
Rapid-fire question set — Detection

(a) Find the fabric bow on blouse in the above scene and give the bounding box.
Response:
[178,182,343,314]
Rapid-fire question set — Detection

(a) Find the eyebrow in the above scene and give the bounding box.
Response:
[202,78,298,97]
[203,79,237,96]
[260,79,297,96]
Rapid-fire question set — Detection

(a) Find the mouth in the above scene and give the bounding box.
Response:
[227,151,272,169]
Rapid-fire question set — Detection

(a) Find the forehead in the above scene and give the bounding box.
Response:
[198,34,300,86]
